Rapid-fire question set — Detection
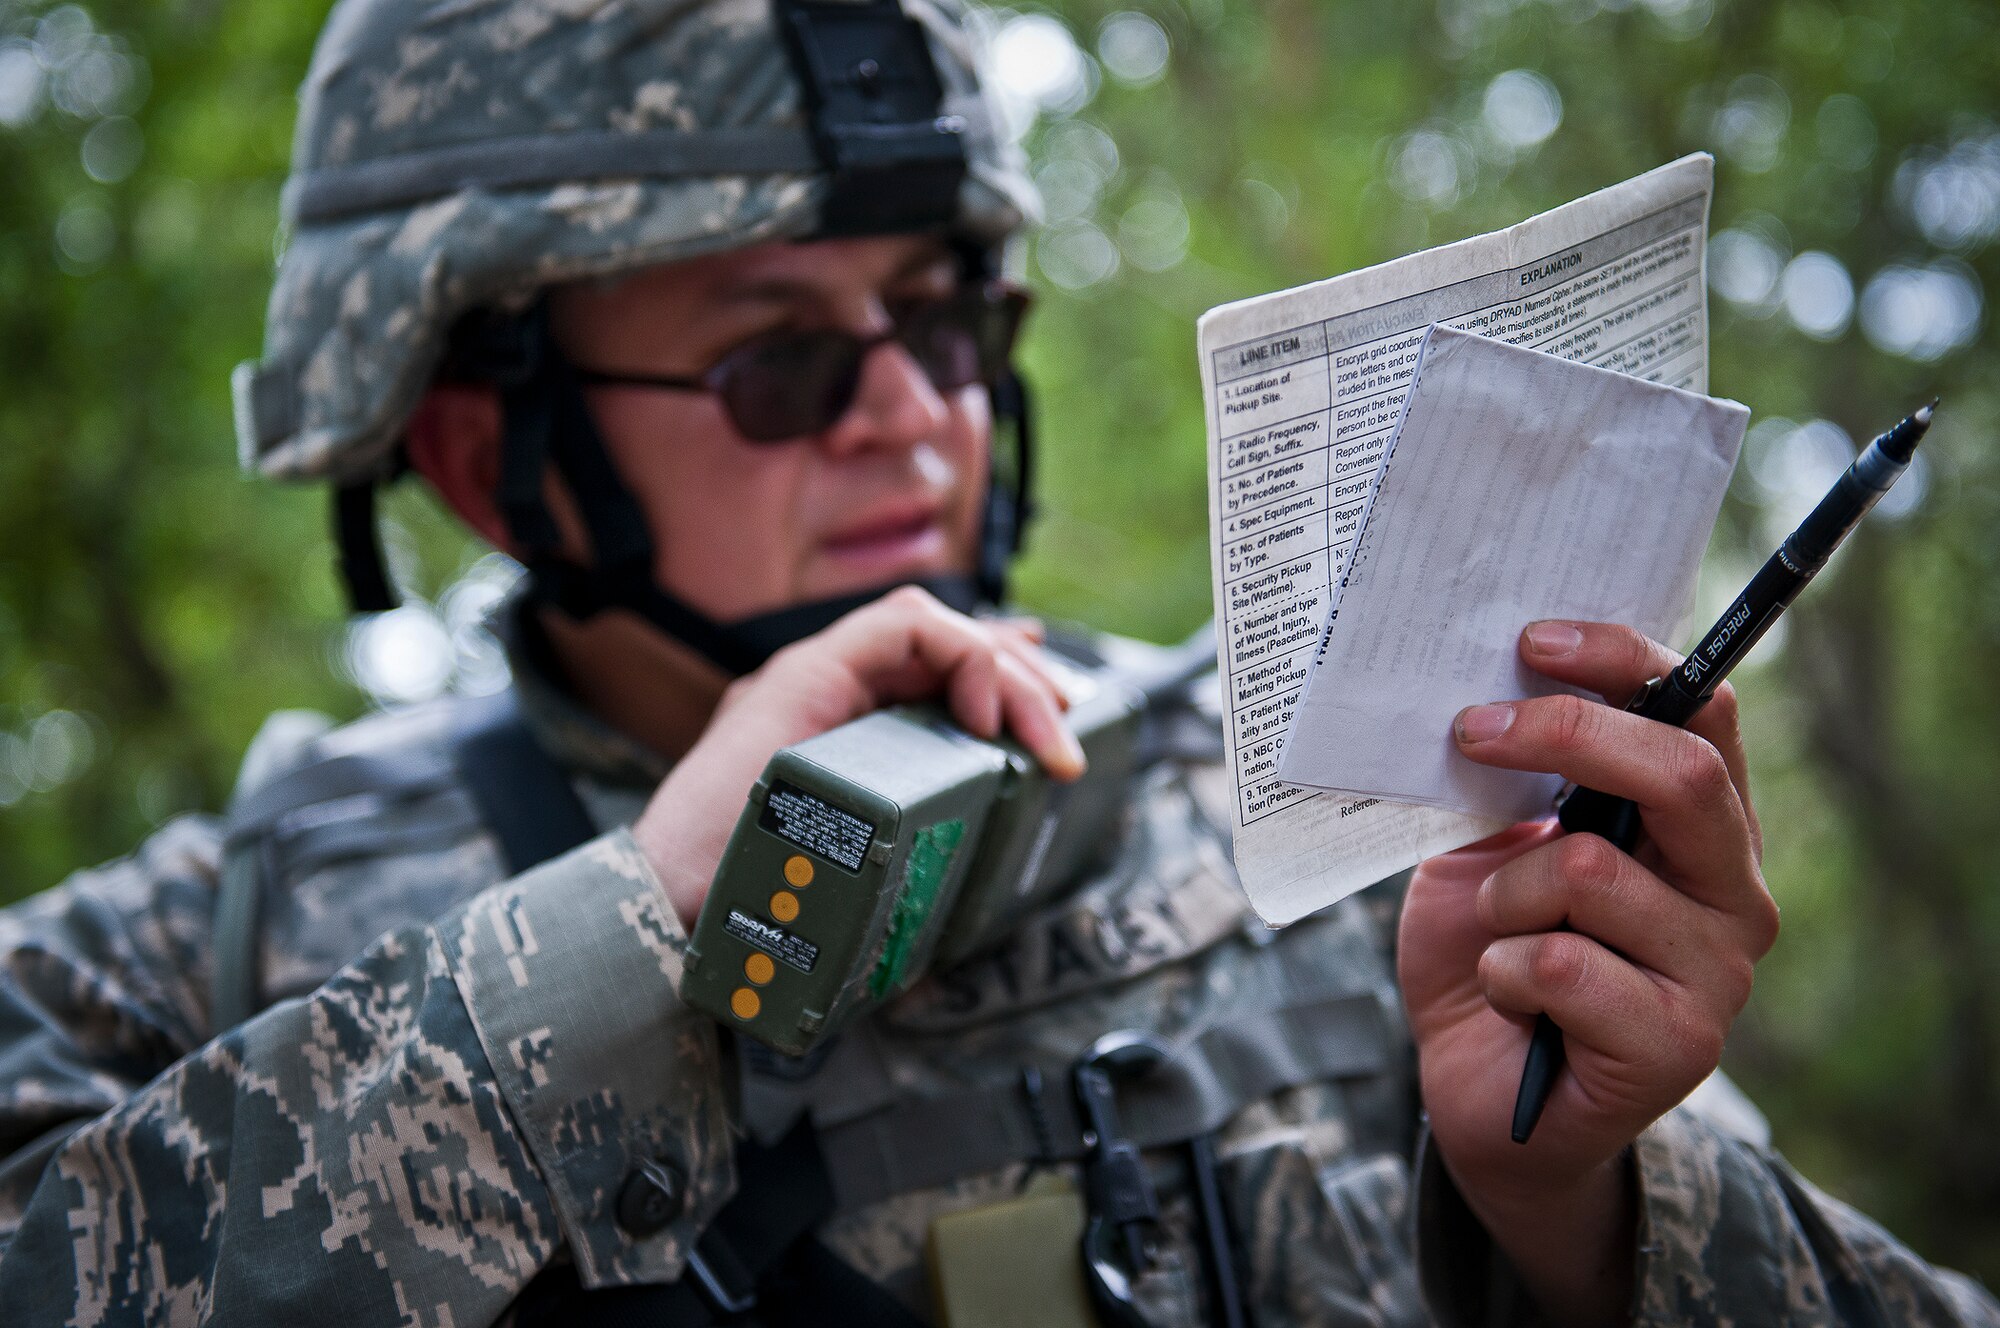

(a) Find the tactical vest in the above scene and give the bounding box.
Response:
[210,656,1414,1324]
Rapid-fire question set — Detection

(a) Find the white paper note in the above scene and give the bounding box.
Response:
[1199,154,1713,926]
[1277,326,1747,822]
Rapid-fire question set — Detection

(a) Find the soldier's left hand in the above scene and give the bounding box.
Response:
[1396,620,1777,1317]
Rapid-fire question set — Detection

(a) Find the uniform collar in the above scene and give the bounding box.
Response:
[489,584,675,789]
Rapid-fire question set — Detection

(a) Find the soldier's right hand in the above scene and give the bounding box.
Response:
[632,586,1084,929]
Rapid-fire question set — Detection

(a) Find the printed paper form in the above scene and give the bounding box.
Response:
[1277,326,1747,823]
[1197,153,1714,926]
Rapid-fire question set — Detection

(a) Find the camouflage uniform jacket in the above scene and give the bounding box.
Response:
[0,619,1995,1327]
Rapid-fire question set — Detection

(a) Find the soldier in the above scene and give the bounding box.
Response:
[0,0,1994,1324]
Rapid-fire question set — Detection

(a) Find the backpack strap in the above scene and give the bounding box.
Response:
[442,691,920,1325]
[449,689,599,873]
[211,844,267,1034]
[213,737,458,1030]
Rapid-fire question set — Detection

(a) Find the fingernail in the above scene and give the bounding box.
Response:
[1060,728,1087,778]
[1525,621,1584,656]
[1456,704,1515,743]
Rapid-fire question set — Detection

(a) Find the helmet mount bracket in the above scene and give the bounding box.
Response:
[777,0,968,237]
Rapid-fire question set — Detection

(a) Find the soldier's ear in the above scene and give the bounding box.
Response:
[404,383,513,551]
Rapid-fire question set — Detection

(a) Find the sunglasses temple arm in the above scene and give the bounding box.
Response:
[572,368,711,392]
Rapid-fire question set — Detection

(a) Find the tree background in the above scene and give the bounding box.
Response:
[3,0,1997,1286]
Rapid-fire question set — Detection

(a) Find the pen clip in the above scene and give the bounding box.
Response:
[1622,674,1665,714]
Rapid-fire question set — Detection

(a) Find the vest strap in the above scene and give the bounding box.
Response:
[450,690,600,873]
[210,843,266,1032]
[817,989,1393,1210]
[213,742,461,1029]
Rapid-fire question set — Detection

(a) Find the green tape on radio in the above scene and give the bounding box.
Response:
[682,651,1143,1056]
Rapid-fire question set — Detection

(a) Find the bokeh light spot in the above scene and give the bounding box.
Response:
[1641,0,1714,40]
[1390,130,1467,209]
[28,710,93,790]
[0,735,28,809]
[1036,220,1120,289]
[1779,251,1853,340]
[1712,76,1789,174]
[1747,418,1856,547]
[1118,183,1189,272]
[81,115,142,183]
[1859,262,1983,362]
[1034,119,1120,225]
[1096,12,1169,88]
[991,13,1093,136]
[1481,70,1562,151]
[1708,228,1784,315]
[347,604,455,707]
[0,40,46,128]
[54,198,114,272]
[1895,132,2000,252]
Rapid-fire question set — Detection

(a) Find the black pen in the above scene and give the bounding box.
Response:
[1510,397,1938,1146]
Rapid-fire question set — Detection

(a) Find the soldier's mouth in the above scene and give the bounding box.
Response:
[820,507,949,576]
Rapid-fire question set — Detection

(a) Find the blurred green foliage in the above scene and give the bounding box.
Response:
[2,0,1997,1286]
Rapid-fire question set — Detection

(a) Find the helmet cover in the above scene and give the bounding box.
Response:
[234,0,1038,484]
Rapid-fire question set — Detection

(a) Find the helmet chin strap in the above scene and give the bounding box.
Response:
[496,306,1021,677]
[551,572,984,678]
[332,304,1032,678]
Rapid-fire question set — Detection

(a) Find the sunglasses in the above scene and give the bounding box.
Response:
[572,280,1031,443]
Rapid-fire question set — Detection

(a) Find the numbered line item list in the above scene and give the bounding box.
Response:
[1210,190,1708,829]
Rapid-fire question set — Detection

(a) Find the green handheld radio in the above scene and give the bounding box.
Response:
[681,632,1211,1056]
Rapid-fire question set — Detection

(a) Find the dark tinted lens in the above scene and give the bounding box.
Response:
[897,305,982,390]
[707,284,1028,442]
[896,286,1028,390]
[713,332,866,441]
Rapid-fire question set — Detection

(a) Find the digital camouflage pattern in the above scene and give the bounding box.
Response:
[231,0,1036,485]
[0,609,1995,1326]
[46,0,2000,1318]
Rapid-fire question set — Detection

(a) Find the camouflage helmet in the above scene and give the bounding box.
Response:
[232,0,1039,485]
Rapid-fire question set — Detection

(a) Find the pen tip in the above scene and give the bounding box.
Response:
[1879,399,1936,463]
